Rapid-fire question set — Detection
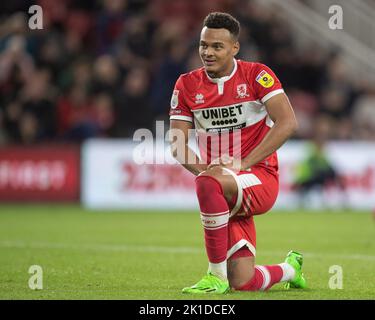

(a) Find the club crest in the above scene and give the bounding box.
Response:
[236,84,249,98]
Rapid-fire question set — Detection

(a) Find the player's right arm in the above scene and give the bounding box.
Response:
[169,119,207,176]
[169,76,207,176]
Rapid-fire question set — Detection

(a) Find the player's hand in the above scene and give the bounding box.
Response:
[207,155,241,172]
[207,155,250,173]
[207,154,231,169]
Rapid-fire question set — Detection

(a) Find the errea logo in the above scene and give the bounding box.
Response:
[202,219,216,224]
[195,93,205,104]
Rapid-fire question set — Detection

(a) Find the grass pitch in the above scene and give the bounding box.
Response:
[0,205,374,300]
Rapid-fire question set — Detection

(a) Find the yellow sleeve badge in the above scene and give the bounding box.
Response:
[256,70,274,88]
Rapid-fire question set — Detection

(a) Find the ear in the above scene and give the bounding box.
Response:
[232,41,240,56]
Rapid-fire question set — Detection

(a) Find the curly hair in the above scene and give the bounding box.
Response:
[203,12,240,40]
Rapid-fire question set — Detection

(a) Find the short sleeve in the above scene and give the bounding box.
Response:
[252,63,284,104]
[169,76,193,122]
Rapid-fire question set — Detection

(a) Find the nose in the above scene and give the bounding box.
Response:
[202,47,213,57]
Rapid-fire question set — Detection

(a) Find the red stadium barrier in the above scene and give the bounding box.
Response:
[0,145,80,202]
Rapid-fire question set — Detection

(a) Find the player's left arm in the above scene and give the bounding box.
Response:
[240,92,298,170]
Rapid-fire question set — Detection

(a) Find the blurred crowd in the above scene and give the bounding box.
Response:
[0,0,375,145]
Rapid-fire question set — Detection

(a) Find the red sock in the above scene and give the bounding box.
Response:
[239,265,283,291]
[195,175,229,263]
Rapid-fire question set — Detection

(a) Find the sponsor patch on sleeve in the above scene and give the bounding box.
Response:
[170,90,179,109]
[256,70,274,88]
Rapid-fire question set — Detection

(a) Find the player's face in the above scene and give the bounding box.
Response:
[199,27,239,78]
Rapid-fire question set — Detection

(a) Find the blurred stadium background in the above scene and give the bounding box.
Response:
[0,0,374,299]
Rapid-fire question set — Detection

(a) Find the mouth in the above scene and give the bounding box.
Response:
[203,59,216,66]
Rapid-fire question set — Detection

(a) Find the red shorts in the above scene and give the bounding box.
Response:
[223,166,279,259]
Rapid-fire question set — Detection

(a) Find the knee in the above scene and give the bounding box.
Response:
[196,166,228,193]
[195,174,224,200]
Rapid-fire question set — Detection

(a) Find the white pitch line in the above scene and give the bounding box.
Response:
[0,240,374,262]
[0,240,201,254]
[259,250,375,262]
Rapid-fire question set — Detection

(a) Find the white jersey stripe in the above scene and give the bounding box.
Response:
[261,89,284,104]
[238,173,262,189]
[169,115,193,122]
[227,239,256,258]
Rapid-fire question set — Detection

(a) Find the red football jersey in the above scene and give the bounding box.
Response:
[169,59,284,171]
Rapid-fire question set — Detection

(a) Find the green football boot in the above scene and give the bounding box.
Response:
[182,272,230,294]
[284,250,307,289]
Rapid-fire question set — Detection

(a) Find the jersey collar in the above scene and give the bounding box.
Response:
[205,58,238,84]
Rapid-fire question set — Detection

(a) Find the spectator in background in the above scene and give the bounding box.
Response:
[0,0,375,144]
[36,35,66,82]
[293,121,346,208]
[2,101,22,142]
[20,68,57,141]
[151,38,189,119]
[57,85,97,141]
[113,13,155,76]
[92,54,120,96]
[352,88,375,141]
[96,0,127,54]
[0,34,34,102]
[18,111,39,144]
[287,89,319,139]
[0,107,6,145]
[92,92,115,137]
[64,58,93,90]
[1,65,58,145]
[119,15,153,60]
[293,141,338,196]
[114,67,152,137]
